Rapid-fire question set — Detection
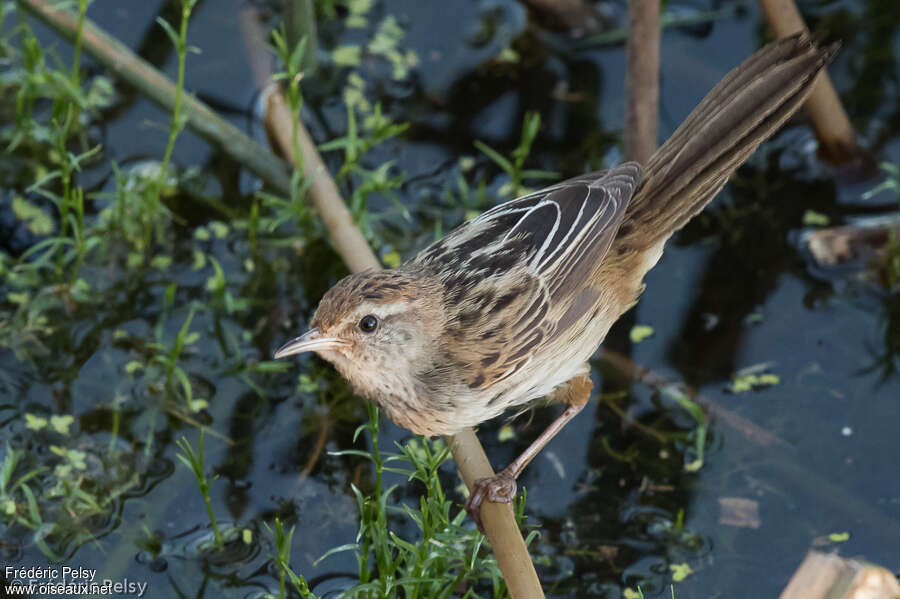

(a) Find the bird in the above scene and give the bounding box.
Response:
[275,34,837,529]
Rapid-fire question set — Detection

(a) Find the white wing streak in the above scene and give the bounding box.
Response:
[507,200,561,268]
[414,164,641,308]
[533,190,588,272]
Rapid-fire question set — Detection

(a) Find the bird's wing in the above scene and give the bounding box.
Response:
[413,163,642,394]
[416,163,640,305]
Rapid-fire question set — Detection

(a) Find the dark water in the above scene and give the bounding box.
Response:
[2,0,900,597]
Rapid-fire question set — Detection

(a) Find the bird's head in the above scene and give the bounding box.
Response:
[274,268,445,401]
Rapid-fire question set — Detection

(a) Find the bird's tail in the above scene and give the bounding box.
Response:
[620,34,838,249]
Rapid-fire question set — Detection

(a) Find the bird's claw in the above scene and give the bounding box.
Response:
[464,470,517,533]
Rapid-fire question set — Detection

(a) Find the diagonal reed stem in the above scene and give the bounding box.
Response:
[756,0,860,164]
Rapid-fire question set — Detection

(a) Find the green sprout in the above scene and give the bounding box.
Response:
[264,517,319,599]
[175,431,223,548]
[475,111,558,199]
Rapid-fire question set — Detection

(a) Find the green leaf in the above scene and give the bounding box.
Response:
[329,449,375,460]
[12,197,54,235]
[209,221,229,239]
[248,360,292,373]
[172,367,195,406]
[519,168,559,180]
[21,484,43,525]
[67,450,87,470]
[25,414,48,431]
[7,292,29,305]
[191,249,206,270]
[828,531,850,542]
[283,0,318,74]
[151,255,172,270]
[745,311,764,324]
[670,562,693,582]
[314,542,359,565]
[684,458,703,472]
[334,45,361,66]
[156,17,180,47]
[125,361,144,374]
[474,140,514,175]
[729,372,780,393]
[171,306,197,360]
[802,210,830,227]
[49,415,74,436]
[288,34,309,72]
[176,453,194,471]
[629,325,655,343]
[382,250,401,268]
[298,374,318,392]
[498,47,519,63]
[758,373,780,385]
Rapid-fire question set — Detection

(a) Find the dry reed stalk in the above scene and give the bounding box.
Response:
[757,0,860,163]
[625,0,660,163]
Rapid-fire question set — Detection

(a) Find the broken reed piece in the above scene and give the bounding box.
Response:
[756,0,861,165]
[779,551,900,599]
[625,0,660,164]
[802,214,900,267]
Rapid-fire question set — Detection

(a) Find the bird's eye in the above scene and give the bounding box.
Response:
[358,314,379,333]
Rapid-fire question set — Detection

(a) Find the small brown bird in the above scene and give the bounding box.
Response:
[276,35,836,528]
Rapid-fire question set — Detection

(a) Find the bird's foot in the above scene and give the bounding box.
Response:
[464,469,517,533]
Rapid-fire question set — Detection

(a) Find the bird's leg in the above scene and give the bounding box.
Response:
[464,374,593,531]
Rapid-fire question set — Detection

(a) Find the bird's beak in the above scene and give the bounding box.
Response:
[274,328,347,358]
